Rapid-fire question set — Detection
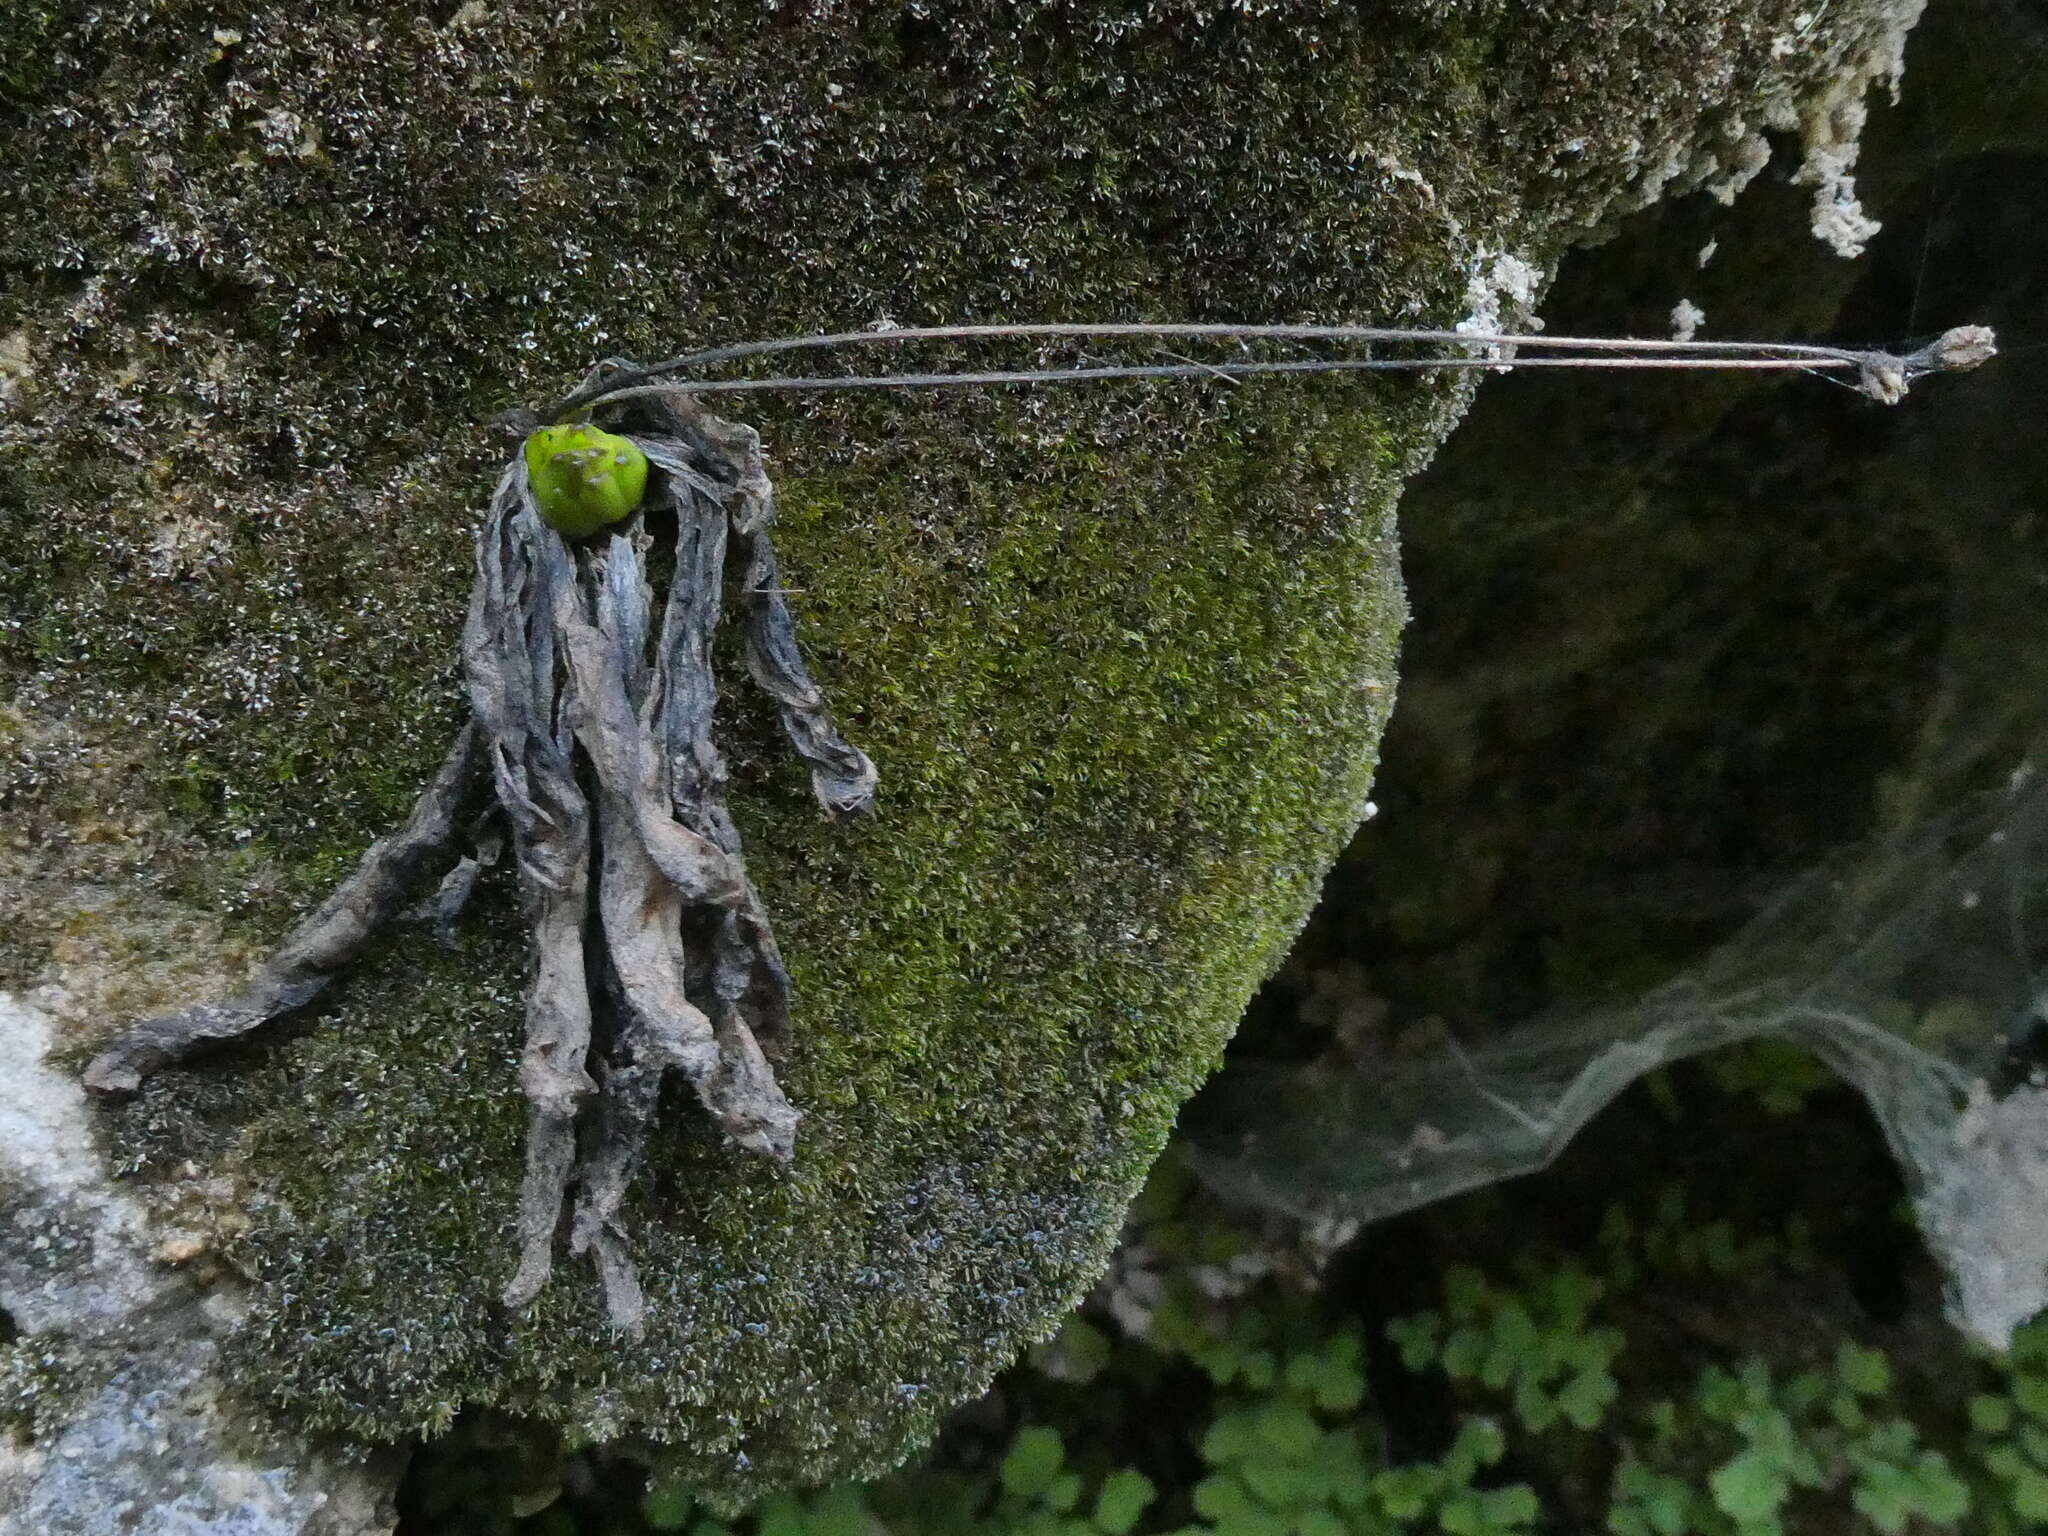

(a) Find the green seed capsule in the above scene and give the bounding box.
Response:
[522,424,650,538]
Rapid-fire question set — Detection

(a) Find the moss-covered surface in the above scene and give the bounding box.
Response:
[0,0,1925,1499]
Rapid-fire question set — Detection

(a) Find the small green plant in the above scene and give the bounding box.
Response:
[1964,1319,2048,1533]
[1604,1341,1970,1536]
[1163,1294,1543,1536]
[1386,1262,1622,1434]
[1182,1321,1378,1535]
[640,1422,1160,1536]
[420,1177,2048,1536]
[1369,1420,1540,1536]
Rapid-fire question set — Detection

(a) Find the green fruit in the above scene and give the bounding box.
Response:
[522,423,650,538]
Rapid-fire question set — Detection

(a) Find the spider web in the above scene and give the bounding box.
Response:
[1188,765,2048,1345]
[1184,300,2048,1345]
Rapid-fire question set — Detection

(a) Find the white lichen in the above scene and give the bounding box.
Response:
[255,107,321,163]
[1785,0,1927,257]
[0,333,30,409]
[1454,251,1546,371]
[1705,133,1774,206]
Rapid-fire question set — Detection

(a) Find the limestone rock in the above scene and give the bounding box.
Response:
[0,0,1933,1515]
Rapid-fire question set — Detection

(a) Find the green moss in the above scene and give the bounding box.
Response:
[0,0,1917,1501]
[154,377,1408,1490]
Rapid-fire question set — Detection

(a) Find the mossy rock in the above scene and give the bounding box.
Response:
[0,0,1922,1500]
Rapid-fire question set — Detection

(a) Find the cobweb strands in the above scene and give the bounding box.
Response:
[1187,772,2048,1348]
[85,392,875,1333]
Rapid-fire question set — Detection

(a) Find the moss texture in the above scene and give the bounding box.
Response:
[0,0,1922,1499]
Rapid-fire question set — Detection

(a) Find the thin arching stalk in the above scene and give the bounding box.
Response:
[542,321,1996,420]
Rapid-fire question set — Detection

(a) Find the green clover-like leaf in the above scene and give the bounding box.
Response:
[1001,1426,1068,1499]
[1836,1342,1892,1398]
[1092,1469,1156,1535]
[1709,1450,1789,1525]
